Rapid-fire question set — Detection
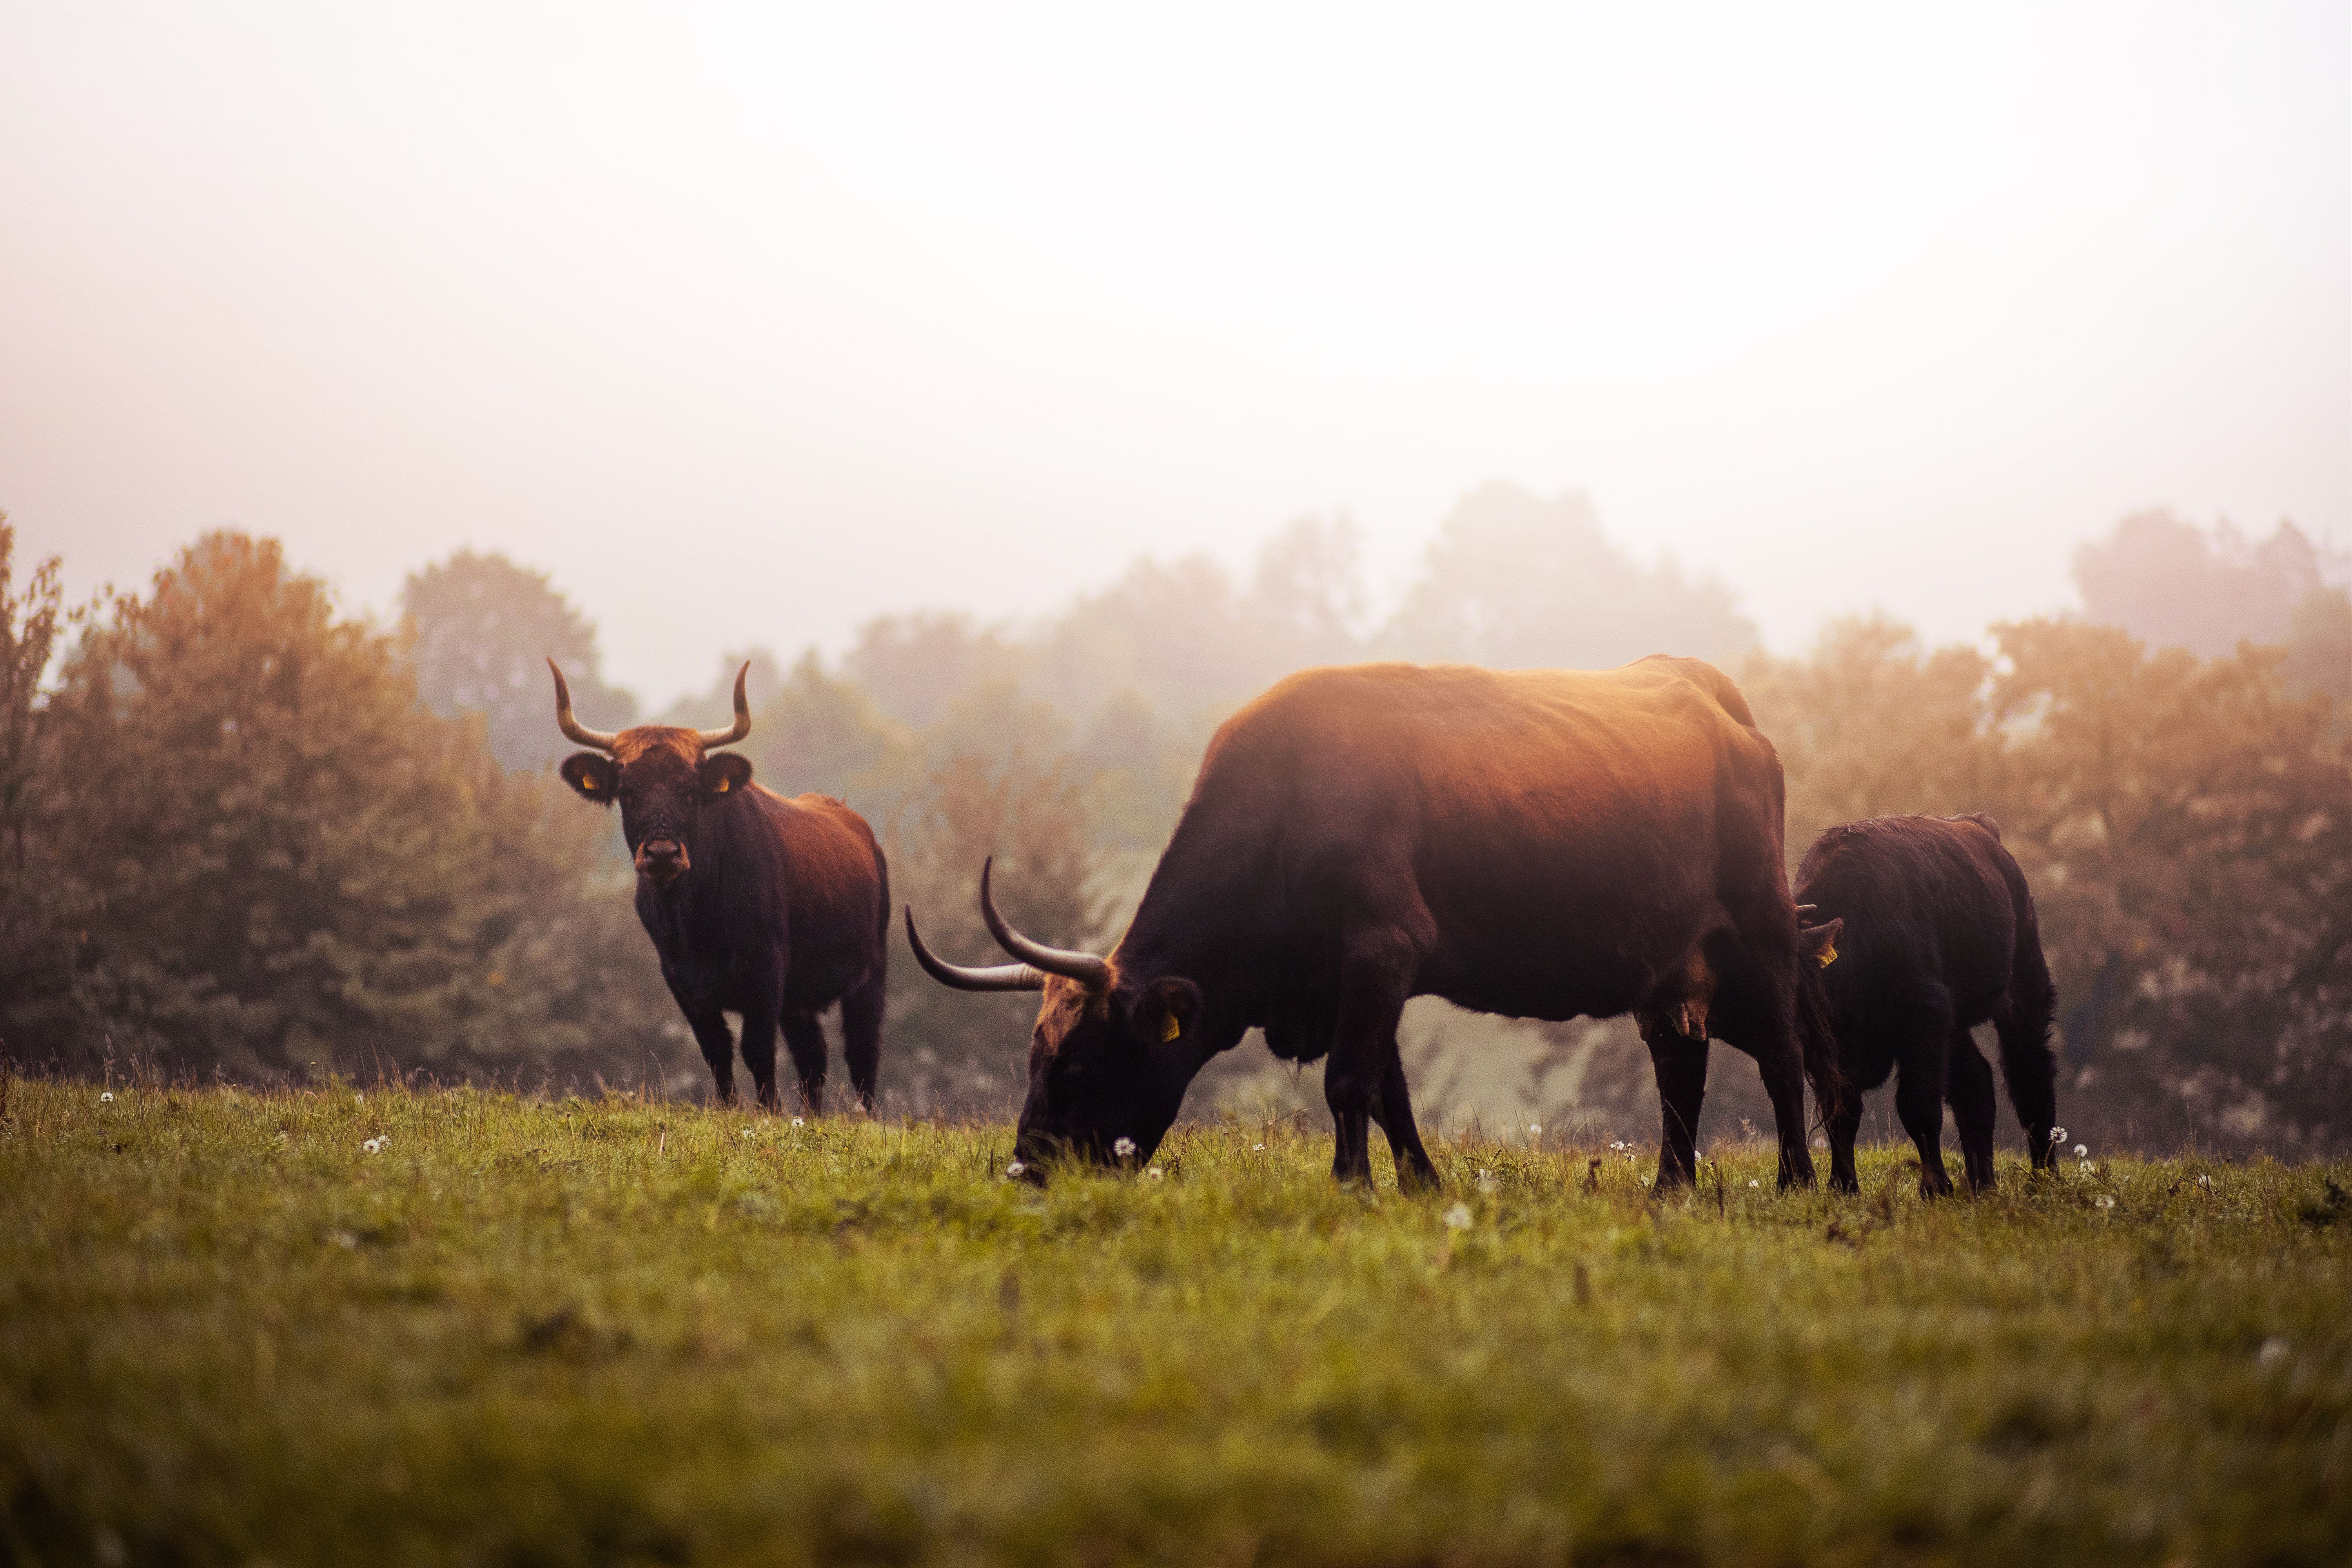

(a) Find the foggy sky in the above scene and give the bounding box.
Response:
[3,2,2345,705]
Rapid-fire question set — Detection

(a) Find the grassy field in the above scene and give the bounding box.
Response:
[2,1079,2347,1567]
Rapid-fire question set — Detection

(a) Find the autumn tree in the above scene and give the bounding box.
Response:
[400,550,637,771]
[13,533,677,1083]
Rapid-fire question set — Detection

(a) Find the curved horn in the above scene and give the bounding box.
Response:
[905,907,1047,992]
[696,661,752,748]
[548,658,619,750]
[1795,904,1819,916]
[979,857,1112,990]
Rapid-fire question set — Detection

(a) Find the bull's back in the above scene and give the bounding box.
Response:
[1208,660,1783,1017]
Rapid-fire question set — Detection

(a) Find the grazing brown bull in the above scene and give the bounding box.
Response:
[550,660,888,1112]
[909,658,1836,1191]
[1792,813,2059,1195]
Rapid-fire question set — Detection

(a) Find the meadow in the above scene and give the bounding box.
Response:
[2,1078,2347,1567]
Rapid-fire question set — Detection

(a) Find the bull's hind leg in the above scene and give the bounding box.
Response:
[780,1010,830,1116]
[1946,1029,1999,1194]
[1638,1013,1709,1191]
[1826,1080,1865,1194]
[839,973,885,1114]
[1368,1049,1441,1194]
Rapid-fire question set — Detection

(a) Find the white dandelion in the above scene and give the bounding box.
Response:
[1528,1123,1541,1136]
[100,1091,114,1103]
[1442,1203,1473,1230]
[1112,1137,1137,1159]
[2049,1126,2067,1144]
[1145,1167,1164,1180]
[2073,1143,2088,1159]
[1748,1180,1761,1189]
[741,1128,757,1139]
[1005,1160,1026,1178]
[2198,1173,2213,1188]
[1251,1143,1265,1152]
[791,1117,804,1127]
[2094,1195,2116,1210]
[362,1138,382,1154]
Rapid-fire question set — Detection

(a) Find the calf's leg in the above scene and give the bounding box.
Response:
[1946,1029,2000,1194]
[1891,991,1957,1196]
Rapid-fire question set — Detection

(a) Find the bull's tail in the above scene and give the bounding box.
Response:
[1793,969,1846,1130]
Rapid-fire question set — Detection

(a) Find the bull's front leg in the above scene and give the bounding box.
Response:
[684,1010,739,1106]
[737,976,788,1114]
[1324,919,1424,1191]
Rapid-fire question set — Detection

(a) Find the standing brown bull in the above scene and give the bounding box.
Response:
[550,660,888,1112]
[909,657,1836,1191]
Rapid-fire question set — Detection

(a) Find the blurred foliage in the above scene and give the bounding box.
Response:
[5,497,2345,1149]
[399,549,636,771]
[0,528,679,1085]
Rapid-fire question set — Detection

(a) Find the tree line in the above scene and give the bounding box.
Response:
[2,492,2343,1151]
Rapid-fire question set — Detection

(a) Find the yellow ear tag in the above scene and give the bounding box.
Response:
[1160,1014,1183,1043]
[1817,938,1838,968]
[713,777,729,793]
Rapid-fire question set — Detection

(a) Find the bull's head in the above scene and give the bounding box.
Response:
[905,861,1200,1179]
[550,658,752,887]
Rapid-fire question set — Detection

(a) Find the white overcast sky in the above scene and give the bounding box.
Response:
[3,2,2345,704]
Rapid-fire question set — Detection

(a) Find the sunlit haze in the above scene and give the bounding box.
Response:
[4,2,2345,704]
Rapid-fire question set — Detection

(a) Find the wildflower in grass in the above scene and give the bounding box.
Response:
[1251,1143,1265,1152]
[2050,1126,2066,1144]
[1113,1137,1136,1159]
[741,1128,757,1139]
[1476,1169,1497,1194]
[2095,1196,2115,1210]
[2073,1143,2088,1158]
[791,1117,804,1127]
[100,1092,113,1103]
[1005,1160,1026,1178]
[1528,1123,1541,1136]
[1749,1180,1760,1189]
[2198,1173,2213,1188]
[1146,1167,1163,1180]
[362,1138,382,1154]
[1443,1204,1472,1230]
[1609,1140,1626,1151]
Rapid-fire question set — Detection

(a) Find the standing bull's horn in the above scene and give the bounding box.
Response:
[697,662,753,749]
[548,658,620,750]
[1795,904,1818,916]
[979,857,1112,990]
[904,908,1048,992]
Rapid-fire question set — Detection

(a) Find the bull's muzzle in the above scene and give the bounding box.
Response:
[636,838,689,884]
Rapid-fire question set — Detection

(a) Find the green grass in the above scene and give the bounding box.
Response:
[2,1080,2347,1567]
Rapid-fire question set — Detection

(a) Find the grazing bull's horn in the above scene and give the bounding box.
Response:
[979,857,1112,990]
[696,662,753,749]
[904,908,1048,992]
[548,658,620,750]
[1795,904,1818,916]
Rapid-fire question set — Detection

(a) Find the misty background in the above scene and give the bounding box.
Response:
[3,2,2345,707]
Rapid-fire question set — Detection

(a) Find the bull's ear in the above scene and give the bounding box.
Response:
[701,751,753,798]
[1130,977,1202,1051]
[560,753,619,803]
[1800,918,1844,969]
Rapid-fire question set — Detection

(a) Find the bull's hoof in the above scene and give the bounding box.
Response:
[1828,1172,1861,1195]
